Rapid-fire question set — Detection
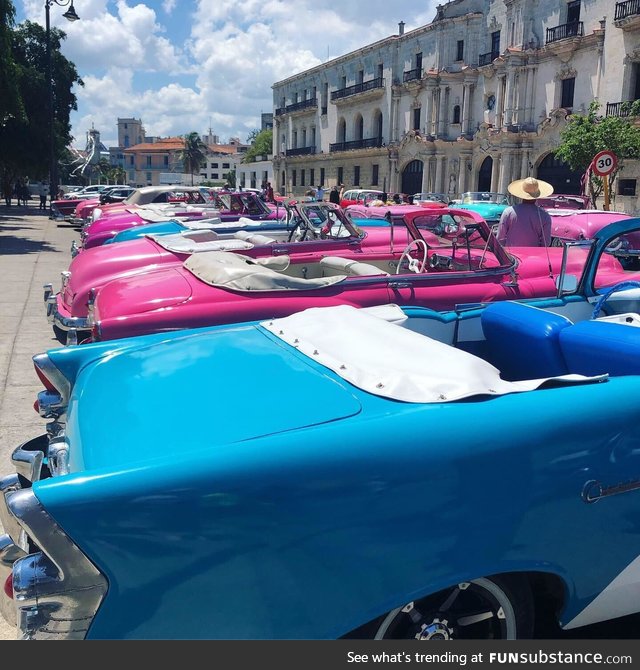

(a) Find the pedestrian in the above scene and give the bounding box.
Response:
[316,184,324,202]
[38,181,48,210]
[329,185,340,204]
[2,177,11,206]
[496,177,554,247]
[21,182,30,206]
[265,182,274,203]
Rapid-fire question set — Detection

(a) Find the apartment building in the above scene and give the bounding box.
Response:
[272,0,640,212]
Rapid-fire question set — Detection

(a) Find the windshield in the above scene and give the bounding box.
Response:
[396,211,511,272]
[560,224,640,295]
[461,192,510,205]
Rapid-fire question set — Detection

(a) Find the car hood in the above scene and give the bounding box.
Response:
[550,211,631,238]
[68,238,165,295]
[63,325,362,473]
[95,266,193,318]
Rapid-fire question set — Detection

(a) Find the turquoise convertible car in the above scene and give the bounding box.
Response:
[2,218,640,639]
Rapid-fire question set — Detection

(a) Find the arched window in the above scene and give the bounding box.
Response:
[355,115,364,141]
[452,105,461,124]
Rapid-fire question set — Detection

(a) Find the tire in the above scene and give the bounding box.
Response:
[52,324,67,345]
[373,574,534,640]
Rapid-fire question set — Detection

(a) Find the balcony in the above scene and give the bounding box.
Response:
[545,21,584,44]
[402,68,422,83]
[615,0,640,29]
[478,51,499,66]
[606,100,640,117]
[329,137,384,153]
[285,146,316,157]
[331,78,385,103]
[275,98,318,117]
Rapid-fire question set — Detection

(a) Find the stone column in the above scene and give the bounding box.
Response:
[461,84,470,136]
[495,75,505,129]
[503,71,515,127]
[491,154,500,192]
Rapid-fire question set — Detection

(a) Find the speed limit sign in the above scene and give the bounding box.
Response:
[592,150,618,176]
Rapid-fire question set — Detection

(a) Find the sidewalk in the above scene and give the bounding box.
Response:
[0,203,78,639]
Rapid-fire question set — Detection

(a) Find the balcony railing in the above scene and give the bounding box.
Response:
[546,21,584,44]
[616,0,640,20]
[275,98,317,116]
[285,146,316,157]
[329,137,383,153]
[478,51,499,66]
[402,68,422,83]
[606,100,640,117]
[330,77,385,101]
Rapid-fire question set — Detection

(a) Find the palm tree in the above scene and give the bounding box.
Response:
[179,132,208,185]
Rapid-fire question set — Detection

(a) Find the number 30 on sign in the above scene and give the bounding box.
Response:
[592,150,618,176]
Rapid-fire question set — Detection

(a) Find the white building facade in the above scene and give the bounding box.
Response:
[272,0,640,212]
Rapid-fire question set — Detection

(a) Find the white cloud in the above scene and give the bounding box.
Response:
[18,0,440,148]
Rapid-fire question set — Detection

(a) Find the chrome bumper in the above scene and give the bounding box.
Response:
[0,435,107,639]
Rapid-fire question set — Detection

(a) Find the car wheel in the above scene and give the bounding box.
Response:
[373,575,533,640]
[52,324,67,345]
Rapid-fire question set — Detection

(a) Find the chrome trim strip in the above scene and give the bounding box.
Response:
[11,437,45,484]
[0,475,22,545]
[36,390,65,419]
[46,296,57,322]
[47,437,69,477]
[32,354,71,407]
[51,309,90,331]
[9,489,108,640]
[0,533,25,629]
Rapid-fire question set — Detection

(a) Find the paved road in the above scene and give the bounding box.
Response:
[0,206,639,641]
[0,203,78,639]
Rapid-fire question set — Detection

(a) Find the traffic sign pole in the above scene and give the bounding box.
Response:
[591,150,617,211]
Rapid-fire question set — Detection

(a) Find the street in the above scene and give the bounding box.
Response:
[0,204,639,641]
[0,203,77,640]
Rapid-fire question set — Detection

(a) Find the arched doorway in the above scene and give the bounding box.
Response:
[477,156,492,191]
[401,160,423,195]
[536,154,582,194]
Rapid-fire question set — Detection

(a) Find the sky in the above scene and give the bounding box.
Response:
[15,0,439,149]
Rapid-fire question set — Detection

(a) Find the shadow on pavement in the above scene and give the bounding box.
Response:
[0,235,56,254]
[0,207,57,254]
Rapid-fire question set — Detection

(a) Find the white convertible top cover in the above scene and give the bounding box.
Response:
[184,251,347,291]
[148,232,253,254]
[261,304,605,403]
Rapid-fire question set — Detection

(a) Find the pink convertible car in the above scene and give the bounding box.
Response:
[550,209,631,244]
[85,207,627,343]
[77,189,285,252]
[47,201,401,343]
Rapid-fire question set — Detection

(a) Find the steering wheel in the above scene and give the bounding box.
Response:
[396,239,428,274]
[591,280,640,319]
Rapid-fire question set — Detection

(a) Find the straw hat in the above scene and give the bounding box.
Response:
[507,177,554,200]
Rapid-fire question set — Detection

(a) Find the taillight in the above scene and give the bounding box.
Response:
[34,362,57,392]
[4,574,13,600]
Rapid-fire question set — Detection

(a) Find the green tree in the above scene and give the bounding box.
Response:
[178,131,207,185]
[97,157,111,183]
[243,129,273,163]
[555,100,640,207]
[0,18,82,196]
[223,169,236,188]
[0,0,24,127]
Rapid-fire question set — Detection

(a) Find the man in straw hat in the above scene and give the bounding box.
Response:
[496,176,554,247]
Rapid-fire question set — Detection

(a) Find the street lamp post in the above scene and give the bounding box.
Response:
[45,0,79,214]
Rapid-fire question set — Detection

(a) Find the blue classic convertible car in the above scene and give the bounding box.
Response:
[2,217,640,639]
